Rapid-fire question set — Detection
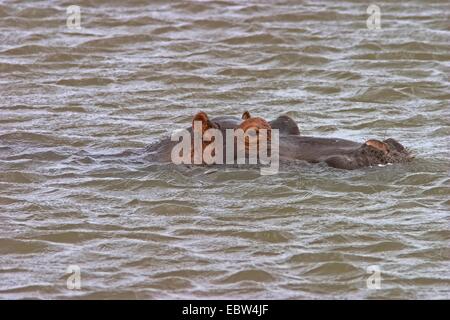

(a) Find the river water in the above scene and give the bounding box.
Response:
[0,0,449,299]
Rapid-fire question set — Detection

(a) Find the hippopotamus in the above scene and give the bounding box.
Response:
[146,111,413,170]
[145,111,300,163]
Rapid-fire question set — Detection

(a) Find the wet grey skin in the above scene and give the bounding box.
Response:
[278,136,413,169]
[269,115,301,135]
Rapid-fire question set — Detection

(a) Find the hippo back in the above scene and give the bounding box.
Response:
[269,115,300,136]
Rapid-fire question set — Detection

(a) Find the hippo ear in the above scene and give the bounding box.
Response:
[192,111,209,133]
[242,111,251,120]
[192,112,218,133]
[383,138,405,152]
[365,139,390,154]
[193,111,208,123]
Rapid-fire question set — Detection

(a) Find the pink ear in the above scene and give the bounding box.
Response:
[242,111,251,120]
[192,111,209,124]
[365,139,389,154]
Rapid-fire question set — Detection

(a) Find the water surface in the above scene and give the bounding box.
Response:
[0,0,449,299]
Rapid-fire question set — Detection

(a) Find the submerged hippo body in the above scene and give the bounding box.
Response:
[145,114,301,163]
[146,112,412,169]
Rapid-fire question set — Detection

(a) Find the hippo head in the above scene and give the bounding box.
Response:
[240,111,272,132]
[237,111,272,155]
[325,138,413,169]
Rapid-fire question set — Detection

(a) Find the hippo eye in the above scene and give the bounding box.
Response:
[246,129,258,137]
